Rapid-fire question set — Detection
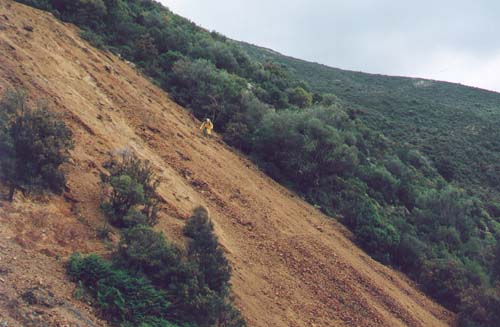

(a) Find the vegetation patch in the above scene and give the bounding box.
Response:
[69,154,245,326]
[0,89,73,201]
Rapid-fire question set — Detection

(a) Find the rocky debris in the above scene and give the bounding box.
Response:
[124,60,136,68]
[176,150,191,161]
[146,123,161,134]
[0,267,11,275]
[63,192,79,204]
[190,178,209,191]
[236,218,255,229]
[21,287,61,308]
[23,25,33,32]
[179,167,192,179]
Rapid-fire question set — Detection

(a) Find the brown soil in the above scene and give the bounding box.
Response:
[0,1,454,326]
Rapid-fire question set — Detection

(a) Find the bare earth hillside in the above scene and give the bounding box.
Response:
[0,1,454,326]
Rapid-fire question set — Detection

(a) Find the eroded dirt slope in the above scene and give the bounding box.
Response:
[0,1,454,326]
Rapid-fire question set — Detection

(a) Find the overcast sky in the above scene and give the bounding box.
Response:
[160,0,500,92]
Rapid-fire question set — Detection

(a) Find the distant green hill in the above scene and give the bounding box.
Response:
[240,42,500,202]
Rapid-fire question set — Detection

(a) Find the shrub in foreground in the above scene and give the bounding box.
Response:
[67,253,178,327]
[0,89,73,200]
[100,153,160,227]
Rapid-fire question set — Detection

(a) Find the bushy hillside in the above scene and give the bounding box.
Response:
[240,42,500,203]
[10,1,500,326]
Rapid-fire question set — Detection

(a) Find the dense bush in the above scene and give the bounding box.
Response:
[70,205,244,326]
[100,153,160,227]
[184,207,231,295]
[0,89,73,201]
[116,225,207,324]
[52,0,107,30]
[117,225,183,283]
[167,58,247,127]
[287,87,313,108]
[67,254,178,326]
[252,107,359,192]
[458,287,500,327]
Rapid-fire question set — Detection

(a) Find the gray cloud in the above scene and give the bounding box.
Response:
[160,0,500,92]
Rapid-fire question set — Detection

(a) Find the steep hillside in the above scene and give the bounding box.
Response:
[0,1,454,326]
[240,42,500,202]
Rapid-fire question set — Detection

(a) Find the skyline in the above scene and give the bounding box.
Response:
[161,0,500,93]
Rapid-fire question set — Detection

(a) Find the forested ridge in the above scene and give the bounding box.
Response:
[240,42,500,204]
[14,1,500,326]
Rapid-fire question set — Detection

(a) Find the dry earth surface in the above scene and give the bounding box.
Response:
[0,1,455,326]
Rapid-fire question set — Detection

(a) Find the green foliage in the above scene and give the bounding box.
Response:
[184,207,231,295]
[241,41,500,202]
[80,29,106,49]
[117,225,183,287]
[67,253,177,326]
[0,89,73,200]
[458,287,500,327]
[168,58,247,127]
[100,152,160,227]
[52,0,107,29]
[359,164,400,204]
[69,208,245,327]
[287,87,313,108]
[419,258,472,309]
[16,0,52,10]
[413,186,477,243]
[183,207,245,327]
[252,107,359,192]
[320,93,339,106]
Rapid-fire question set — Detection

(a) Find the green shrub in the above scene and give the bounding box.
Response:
[16,0,52,10]
[184,207,231,295]
[101,153,160,227]
[252,107,359,193]
[222,91,268,152]
[419,258,471,310]
[287,87,313,108]
[320,93,339,106]
[117,225,182,285]
[183,207,245,327]
[359,164,400,204]
[80,29,105,49]
[395,234,427,274]
[458,287,500,327]
[0,89,73,201]
[356,222,400,264]
[67,254,177,326]
[111,213,245,327]
[52,0,107,29]
[168,58,247,128]
[435,156,456,182]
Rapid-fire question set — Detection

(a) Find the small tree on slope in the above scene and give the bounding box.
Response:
[0,89,73,201]
[184,206,246,327]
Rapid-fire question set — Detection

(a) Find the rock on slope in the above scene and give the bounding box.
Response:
[0,1,454,326]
